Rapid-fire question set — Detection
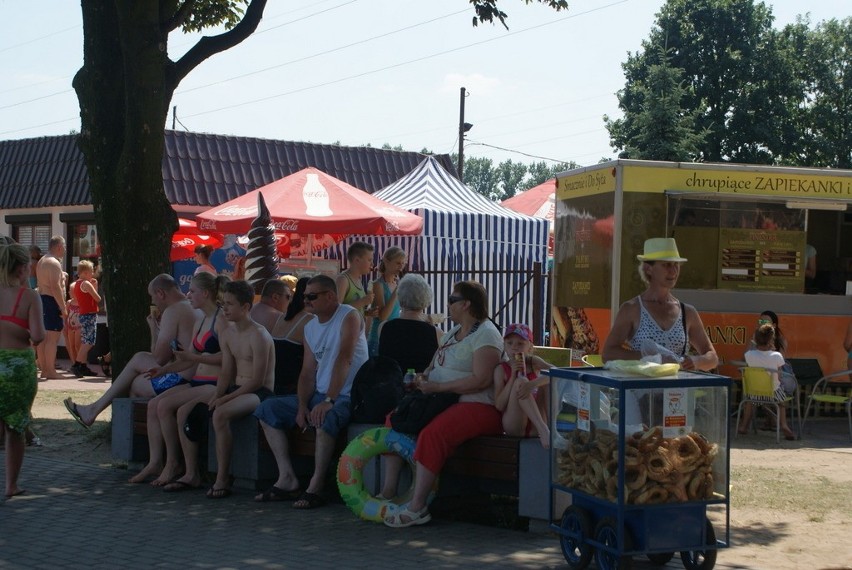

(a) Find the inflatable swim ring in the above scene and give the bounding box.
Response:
[336,427,436,522]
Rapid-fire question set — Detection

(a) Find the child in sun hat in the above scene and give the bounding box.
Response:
[493,323,555,448]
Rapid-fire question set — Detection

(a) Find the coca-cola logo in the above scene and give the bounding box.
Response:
[198,220,216,230]
[384,221,401,232]
[173,237,196,247]
[273,220,300,231]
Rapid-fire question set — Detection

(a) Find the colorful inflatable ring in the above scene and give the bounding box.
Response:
[336,427,436,523]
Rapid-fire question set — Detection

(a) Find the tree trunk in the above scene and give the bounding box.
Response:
[75,1,176,375]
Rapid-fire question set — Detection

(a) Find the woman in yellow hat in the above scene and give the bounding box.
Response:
[602,237,717,371]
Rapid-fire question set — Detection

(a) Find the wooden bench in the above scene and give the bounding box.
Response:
[112,398,551,520]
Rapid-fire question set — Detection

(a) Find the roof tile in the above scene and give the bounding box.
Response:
[0,131,456,209]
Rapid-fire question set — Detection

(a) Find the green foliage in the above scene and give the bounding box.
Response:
[180,0,248,32]
[610,0,851,167]
[452,155,574,200]
[785,17,852,168]
[470,0,568,29]
[605,49,706,161]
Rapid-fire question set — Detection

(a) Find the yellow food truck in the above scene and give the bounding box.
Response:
[551,159,851,379]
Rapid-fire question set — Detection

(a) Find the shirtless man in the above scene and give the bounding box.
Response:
[35,236,68,379]
[250,279,290,335]
[64,274,198,427]
[206,280,275,499]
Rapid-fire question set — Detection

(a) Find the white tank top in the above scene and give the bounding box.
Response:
[303,304,369,396]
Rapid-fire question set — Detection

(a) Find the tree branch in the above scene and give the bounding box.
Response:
[171,0,267,87]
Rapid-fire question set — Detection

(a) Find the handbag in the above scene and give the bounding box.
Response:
[389,390,460,435]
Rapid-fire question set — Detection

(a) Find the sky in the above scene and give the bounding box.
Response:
[0,0,846,171]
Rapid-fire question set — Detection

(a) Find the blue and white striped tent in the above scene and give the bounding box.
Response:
[327,156,549,338]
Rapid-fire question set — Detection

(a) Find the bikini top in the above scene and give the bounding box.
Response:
[192,307,221,354]
[0,287,29,330]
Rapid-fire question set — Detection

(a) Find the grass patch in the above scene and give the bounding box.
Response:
[731,464,852,520]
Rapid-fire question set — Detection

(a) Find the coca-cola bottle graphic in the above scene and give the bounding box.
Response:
[303,173,333,217]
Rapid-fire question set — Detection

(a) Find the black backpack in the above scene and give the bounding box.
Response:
[350,355,404,424]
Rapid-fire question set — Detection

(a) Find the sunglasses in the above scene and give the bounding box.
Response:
[448,295,465,305]
[304,291,329,301]
[757,318,773,325]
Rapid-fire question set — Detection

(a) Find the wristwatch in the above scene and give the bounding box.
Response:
[323,396,335,405]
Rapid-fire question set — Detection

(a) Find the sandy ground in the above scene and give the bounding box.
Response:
[15,363,852,570]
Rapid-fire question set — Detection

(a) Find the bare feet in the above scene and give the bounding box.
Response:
[128,462,164,484]
[151,467,184,487]
[4,488,26,499]
[538,430,551,450]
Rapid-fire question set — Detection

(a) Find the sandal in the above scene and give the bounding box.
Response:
[293,491,326,510]
[255,486,301,502]
[383,504,431,528]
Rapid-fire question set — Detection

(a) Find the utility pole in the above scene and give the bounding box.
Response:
[172,106,177,130]
[458,87,466,180]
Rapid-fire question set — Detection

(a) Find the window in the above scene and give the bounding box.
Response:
[12,224,51,252]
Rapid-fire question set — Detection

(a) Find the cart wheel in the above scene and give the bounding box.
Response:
[680,518,717,570]
[647,552,675,565]
[559,505,594,570]
[593,516,634,570]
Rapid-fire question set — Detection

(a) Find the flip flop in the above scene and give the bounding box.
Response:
[293,491,326,510]
[4,489,26,499]
[206,487,232,499]
[63,398,90,429]
[255,485,301,502]
[163,480,202,493]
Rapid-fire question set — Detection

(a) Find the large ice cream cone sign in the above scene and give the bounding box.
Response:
[244,192,279,294]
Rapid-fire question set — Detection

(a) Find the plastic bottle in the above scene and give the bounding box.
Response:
[403,368,416,388]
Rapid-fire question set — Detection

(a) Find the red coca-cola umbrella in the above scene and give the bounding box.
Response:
[196,167,423,236]
[171,218,225,261]
[502,179,556,252]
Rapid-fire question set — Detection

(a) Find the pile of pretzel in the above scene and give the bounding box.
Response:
[556,426,719,504]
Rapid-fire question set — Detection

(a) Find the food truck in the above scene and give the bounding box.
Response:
[551,160,852,378]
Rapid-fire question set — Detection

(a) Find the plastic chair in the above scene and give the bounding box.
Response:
[581,354,603,367]
[801,369,852,442]
[736,367,798,443]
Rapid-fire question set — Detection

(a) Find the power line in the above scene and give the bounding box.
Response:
[464,142,567,163]
[182,0,630,119]
[0,24,79,54]
[0,90,70,111]
[178,7,468,94]
[0,116,78,137]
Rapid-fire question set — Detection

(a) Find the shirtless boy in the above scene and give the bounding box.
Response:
[64,274,198,427]
[206,280,275,498]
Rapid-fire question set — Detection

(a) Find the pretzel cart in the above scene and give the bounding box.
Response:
[548,366,731,570]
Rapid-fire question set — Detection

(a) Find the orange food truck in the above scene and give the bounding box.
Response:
[551,159,852,381]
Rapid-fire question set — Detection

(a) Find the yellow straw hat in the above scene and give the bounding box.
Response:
[636,237,687,262]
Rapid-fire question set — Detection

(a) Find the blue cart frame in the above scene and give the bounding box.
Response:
[548,367,731,570]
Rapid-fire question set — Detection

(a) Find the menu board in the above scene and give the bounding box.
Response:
[717,229,805,292]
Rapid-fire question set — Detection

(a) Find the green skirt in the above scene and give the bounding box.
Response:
[0,348,38,433]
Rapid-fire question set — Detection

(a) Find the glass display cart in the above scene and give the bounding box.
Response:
[548,366,731,570]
